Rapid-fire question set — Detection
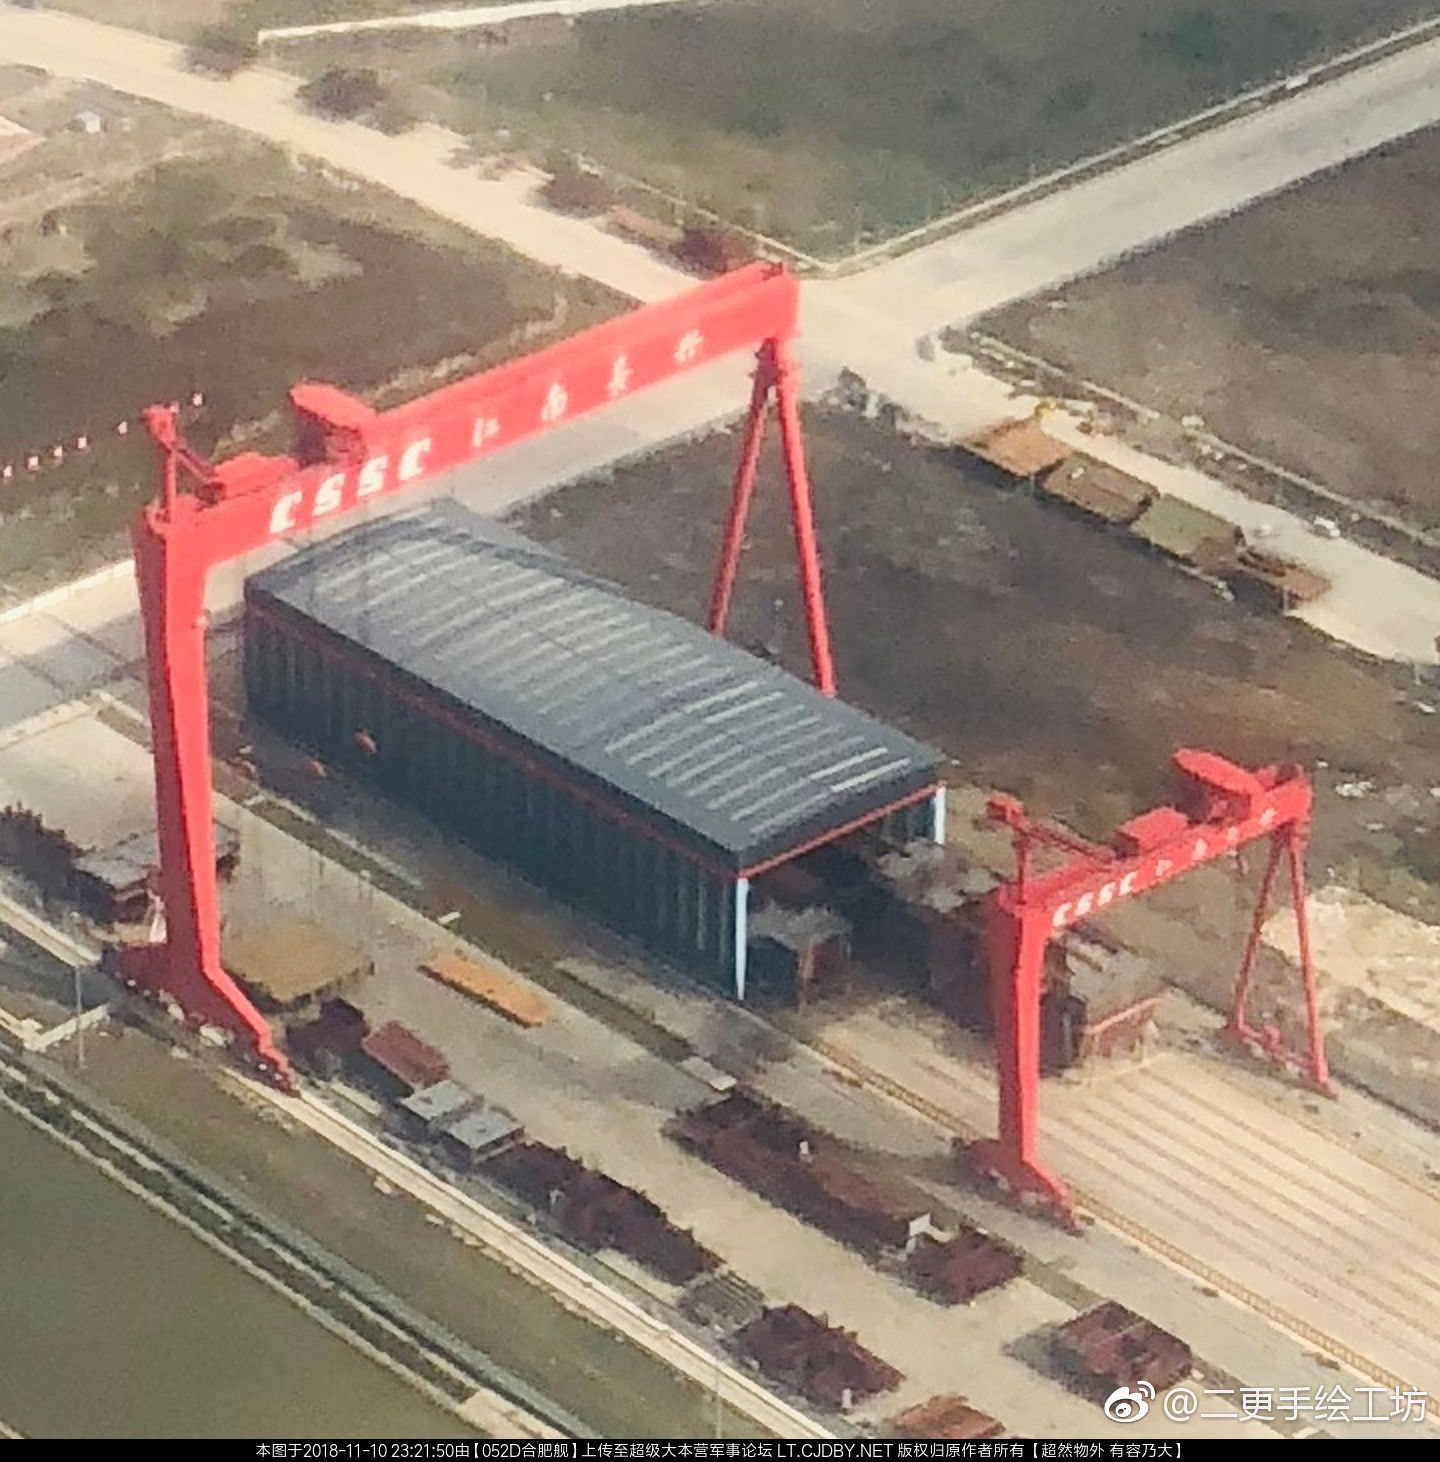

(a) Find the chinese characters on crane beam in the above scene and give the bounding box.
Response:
[540,382,569,424]
[262,329,712,541]
[1049,804,1280,930]
[608,354,633,398]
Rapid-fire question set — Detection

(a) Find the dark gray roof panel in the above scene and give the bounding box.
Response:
[247,502,944,868]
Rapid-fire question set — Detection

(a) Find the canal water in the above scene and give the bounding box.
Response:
[0,1104,478,1440]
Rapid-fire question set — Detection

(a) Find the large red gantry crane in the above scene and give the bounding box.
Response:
[970,748,1332,1229]
[120,263,834,1089]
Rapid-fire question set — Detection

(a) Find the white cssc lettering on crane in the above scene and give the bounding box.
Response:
[398,438,430,480]
[266,437,432,537]
[356,455,388,498]
[312,472,347,518]
[269,491,304,536]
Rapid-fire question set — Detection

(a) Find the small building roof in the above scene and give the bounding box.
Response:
[224,917,369,1008]
[962,418,1072,479]
[444,1103,523,1154]
[1129,496,1243,568]
[1041,457,1154,524]
[74,822,237,891]
[361,1021,450,1091]
[399,1079,479,1129]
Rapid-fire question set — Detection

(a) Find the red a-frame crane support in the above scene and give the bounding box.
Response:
[118,263,833,1090]
[968,748,1332,1231]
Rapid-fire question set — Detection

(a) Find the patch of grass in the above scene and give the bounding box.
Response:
[0,143,621,598]
[380,0,1430,253]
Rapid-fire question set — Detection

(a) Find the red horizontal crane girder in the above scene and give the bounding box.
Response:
[164,262,800,565]
[1003,768,1312,934]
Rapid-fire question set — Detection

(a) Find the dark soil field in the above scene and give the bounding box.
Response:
[357,0,1434,253]
[983,124,1440,535]
[0,140,620,599]
[509,408,1440,911]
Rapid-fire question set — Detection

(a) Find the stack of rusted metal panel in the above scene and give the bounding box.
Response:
[889,1395,1003,1440]
[907,1227,1023,1305]
[682,1271,767,1333]
[861,840,997,1023]
[673,1093,930,1257]
[483,1141,719,1284]
[1052,1302,1192,1395]
[286,997,369,1079]
[355,1021,450,1102]
[745,904,852,1007]
[737,1305,902,1410]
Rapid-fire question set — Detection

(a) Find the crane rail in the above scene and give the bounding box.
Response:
[804,1035,1421,1402]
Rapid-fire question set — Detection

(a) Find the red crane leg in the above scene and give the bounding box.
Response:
[708,348,773,638]
[1225,827,1332,1093]
[122,509,291,1086]
[968,902,1074,1225]
[772,339,836,697]
[1228,831,1284,1041]
[1286,829,1332,1092]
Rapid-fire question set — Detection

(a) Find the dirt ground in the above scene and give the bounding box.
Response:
[0,71,621,599]
[296,0,1431,254]
[983,123,1440,535]
[509,407,1440,916]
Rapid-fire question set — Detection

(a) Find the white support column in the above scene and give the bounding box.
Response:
[733,877,750,1001]
[931,785,947,845]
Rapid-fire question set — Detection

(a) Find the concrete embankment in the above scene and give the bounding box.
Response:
[0,1045,580,1440]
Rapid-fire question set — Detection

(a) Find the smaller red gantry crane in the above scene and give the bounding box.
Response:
[969,749,1331,1230]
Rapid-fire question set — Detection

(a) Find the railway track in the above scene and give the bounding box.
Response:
[802,1031,1430,1404]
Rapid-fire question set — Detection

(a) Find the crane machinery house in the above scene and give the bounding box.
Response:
[243,503,946,996]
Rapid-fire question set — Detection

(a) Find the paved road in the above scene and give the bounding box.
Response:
[259,0,697,44]
[832,30,1440,333]
[7,3,1440,666]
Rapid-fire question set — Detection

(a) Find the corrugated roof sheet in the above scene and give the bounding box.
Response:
[248,502,944,870]
[1130,496,1242,566]
[445,1104,524,1154]
[361,1021,450,1091]
[962,419,1072,478]
[399,1080,479,1129]
[1041,457,1154,524]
